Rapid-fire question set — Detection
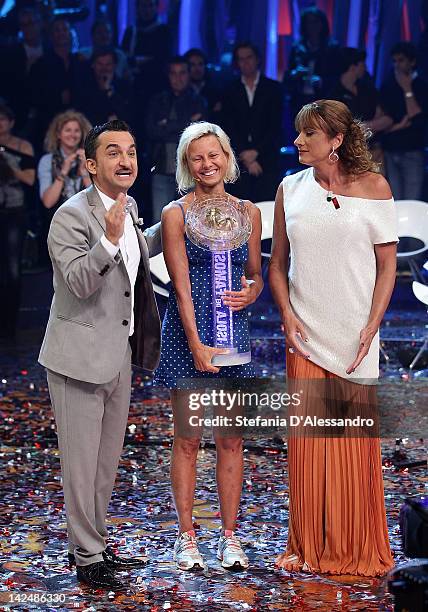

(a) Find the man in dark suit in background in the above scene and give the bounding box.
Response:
[184,47,222,121]
[75,47,135,127]
[145,56,206,221]
[29,17,85,150]
[221,42,283,202]
[0,7,45,133]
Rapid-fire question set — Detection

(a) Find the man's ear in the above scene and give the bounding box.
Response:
[86,158,96,176]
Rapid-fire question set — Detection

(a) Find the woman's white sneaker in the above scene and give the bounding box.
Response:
[217,530,249,570]
[173,530,205,570]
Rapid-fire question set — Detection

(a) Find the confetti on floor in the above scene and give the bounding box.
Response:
[0,339,426,611]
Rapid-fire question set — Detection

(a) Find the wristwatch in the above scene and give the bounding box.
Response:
[405,91,414,98]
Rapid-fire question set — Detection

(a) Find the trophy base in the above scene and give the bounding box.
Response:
[212,349,252,367]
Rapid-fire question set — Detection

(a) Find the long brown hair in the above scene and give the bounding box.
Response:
[295,99,379,176]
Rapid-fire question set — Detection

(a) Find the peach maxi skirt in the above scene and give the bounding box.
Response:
[277,351,395,577]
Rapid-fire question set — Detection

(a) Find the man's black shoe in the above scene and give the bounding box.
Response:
[76,561,126,591]
[69,546,147,569]
[102,545,148,569]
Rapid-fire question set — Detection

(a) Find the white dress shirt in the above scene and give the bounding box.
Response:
[241,71,260,107]
[23,43,43,69]
[96,185,141,336]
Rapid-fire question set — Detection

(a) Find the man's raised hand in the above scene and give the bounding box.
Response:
[105,192,127,245]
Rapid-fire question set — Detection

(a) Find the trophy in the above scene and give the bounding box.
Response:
[186,195,252,366]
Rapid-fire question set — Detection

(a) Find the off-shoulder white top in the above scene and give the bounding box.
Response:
[283,167,398,383]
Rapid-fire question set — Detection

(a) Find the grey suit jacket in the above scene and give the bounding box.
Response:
[39,185,161,383]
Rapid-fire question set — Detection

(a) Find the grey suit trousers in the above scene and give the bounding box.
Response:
[47,343,132,566]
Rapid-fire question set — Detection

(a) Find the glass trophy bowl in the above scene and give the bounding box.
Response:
[185,195,252,367]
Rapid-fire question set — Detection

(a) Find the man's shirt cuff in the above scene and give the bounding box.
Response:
[100,234,120,258]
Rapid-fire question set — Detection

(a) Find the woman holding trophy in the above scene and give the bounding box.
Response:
[154,122,262,571]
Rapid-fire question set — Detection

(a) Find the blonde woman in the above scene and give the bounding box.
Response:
[38,110,92,211]
[154,122,262,571]
[269,100,397,576]
[37,110,92,263]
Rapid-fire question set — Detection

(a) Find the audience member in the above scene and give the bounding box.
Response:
[0,7,45,133]
[328,48,378,120]
[15,6,45,70]
[380,42,428,200]
[328,47,394,170]
[184,48,222,120]
[0,0,54,40]
[417,1,428,81]
[221,42,283,202]
[0,102,35,339]
[145,56,207,221]
[122,0,171,96]
[284,7,341,116]
[79,19,129,80]
[29,17,85,150]
[38,110,92,261]
[75,48,135,127]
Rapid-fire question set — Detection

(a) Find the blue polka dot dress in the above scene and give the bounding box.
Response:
[154,202,254,389]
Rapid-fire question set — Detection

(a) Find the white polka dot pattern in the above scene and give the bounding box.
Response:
[154,215,254,388]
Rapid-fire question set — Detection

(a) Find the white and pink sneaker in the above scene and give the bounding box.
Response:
[173,530,205,571]
[217,530,249,570]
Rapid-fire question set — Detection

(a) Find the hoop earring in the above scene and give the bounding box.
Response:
[329,147,339,163]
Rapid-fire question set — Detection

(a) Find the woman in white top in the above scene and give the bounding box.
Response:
[269,99,397,576]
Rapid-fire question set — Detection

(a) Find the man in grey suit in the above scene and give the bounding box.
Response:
[39,119,161,591]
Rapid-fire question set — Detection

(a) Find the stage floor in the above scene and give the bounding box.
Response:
[0,338,426,611]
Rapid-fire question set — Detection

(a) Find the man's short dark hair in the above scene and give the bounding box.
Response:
[18,7,42,22]
[167,55,189,70]
[90,18,111,37]
[339,47,366,74]
[233,42,261,63]
[49,15,71,32]
[91,46,117,64]
[0,101,15,121]
[300,7,330,42]
[391,41,417,62]
[184,48,207,63]
[84,120,135,161]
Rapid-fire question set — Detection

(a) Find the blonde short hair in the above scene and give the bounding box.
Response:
[176,122,239,194]
[44,109,92,153]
